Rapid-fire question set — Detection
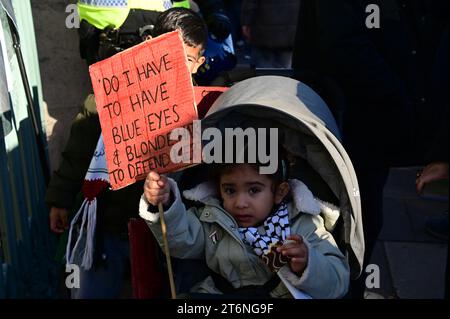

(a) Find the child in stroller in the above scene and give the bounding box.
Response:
[137,75,364,298]
[141,158,350,298]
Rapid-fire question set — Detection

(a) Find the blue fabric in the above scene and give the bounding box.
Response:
[70,234,130,299]
[195,34,237,85]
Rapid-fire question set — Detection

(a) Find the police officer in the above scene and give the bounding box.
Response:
[77,0,173,65]
[77,0,229,66]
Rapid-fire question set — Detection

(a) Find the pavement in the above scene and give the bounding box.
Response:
[365,167,448,299]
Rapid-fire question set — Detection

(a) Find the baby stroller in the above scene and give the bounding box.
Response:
[166,75,364,296]
[132,75,364,298]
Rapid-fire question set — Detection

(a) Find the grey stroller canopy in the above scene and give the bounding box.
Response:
[202,76,364,279]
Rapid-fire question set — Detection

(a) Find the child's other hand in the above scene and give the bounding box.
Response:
[277,234,309,275]
[144,171,171,206]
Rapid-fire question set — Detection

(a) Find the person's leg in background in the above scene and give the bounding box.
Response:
[273,49,293,69]
[349,163,389,299]
[70,234,130,299]
[250,47,273,68]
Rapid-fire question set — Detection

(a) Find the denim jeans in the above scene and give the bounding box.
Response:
[70,234,130,299]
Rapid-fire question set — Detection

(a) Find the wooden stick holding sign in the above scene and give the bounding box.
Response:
[89,31,199,299]
[158,203,177,299]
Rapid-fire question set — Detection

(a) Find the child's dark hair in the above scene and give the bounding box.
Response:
[153,8,208,55]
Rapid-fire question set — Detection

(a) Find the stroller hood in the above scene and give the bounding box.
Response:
[202,76,364,278]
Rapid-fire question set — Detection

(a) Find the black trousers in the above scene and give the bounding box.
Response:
[349,162,389,299]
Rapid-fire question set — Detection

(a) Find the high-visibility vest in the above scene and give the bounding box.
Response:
[78,0,173,29]
[172,0,190,9]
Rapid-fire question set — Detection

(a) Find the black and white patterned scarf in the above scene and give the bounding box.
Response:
[238,203,291,256]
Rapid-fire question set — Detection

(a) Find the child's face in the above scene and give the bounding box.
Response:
[219,164,289,228]
[184,44,205,74]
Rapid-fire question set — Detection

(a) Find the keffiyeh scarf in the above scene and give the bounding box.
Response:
[238,203,291,256]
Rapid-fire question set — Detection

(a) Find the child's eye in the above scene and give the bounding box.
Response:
[223,188,235,195]
[249,187,261,195]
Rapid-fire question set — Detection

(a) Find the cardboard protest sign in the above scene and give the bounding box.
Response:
[194,86,228,119]
[89,31,197,190]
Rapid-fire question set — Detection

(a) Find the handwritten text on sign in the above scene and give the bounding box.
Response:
[89,31,197,190]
